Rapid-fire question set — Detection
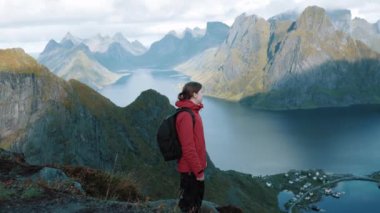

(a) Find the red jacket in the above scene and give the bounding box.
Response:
[175,100,207,179]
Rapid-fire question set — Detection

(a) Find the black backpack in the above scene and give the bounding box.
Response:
[156,108,195,161]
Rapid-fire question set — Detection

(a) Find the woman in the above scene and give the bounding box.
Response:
[176,81,207,213]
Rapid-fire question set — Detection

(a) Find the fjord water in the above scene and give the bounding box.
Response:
[277,181,380,212]
[100,69,380,176]
[304,181,380,213]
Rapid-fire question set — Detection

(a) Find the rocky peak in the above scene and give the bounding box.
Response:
[326,9,352,33]
[226,13,269,48]
[205,22,229,36]
[61,32,82,45]
[105,42,133,57]
[167,30,180,38]
[182,28,193,37]
[296,6,334,32]
[112,32,129,43]
[351,17,377,33]
[268,10,298,23]
[191,27,206,37]
[40,39,60,55]
[352,17,371,26]
[60,39,75,49]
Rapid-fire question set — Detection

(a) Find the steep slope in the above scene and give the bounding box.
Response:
[177,14,271,100]
[244,6,380,109]
[38,38,123,90]
[57,50,122,89]
[351,17,380,53]
[326,9,352,33]
[0,48,279,212]
[177,6,380,109]
[0,48,69,150]
[280,9,380,53]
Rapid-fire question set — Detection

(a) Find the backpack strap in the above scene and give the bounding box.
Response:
[176,108,195,127]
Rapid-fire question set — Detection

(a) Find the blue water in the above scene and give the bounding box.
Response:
[278,190,295,212]
[304,181,380,213]
[99,69,380,176]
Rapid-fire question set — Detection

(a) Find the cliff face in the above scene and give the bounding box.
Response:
[1,48,135,169]
[351,18,380,54]
[0,49,68,150]
[177,14,270,101]
[177,6,380,109]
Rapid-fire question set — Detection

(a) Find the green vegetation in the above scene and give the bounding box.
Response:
[61,165,143,202]
[0,182,16,201]
[0,48,48,75]
[21,185,43,199]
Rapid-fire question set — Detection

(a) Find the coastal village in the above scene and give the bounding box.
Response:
[259,170,380,212]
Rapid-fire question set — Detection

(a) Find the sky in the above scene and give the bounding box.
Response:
[0,0,379,53]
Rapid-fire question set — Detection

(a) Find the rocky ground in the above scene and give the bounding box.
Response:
[0,148,242,213]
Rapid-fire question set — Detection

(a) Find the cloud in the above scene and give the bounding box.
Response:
[0,0,379,53]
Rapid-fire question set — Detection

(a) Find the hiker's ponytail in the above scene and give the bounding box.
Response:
[178,82,202,101]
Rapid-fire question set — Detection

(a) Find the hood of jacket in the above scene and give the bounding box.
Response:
[175,100,203,112]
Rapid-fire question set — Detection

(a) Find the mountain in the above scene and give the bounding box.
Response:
[0,48,279,212]
[268,9,380,53]
[83,33,147,55]
[38,38,123,90]
[38,32,147,87]
[351,18,380,53]
[111,32,147,55]
[39,23,228,72]
[61,32,83,46]
[268,10,298,23]
[324,10,380,53]
[176,13,271,101]
[326,9,352,33]
[176,6,380,110]
[135,22,230,69]
[93,42,137,71]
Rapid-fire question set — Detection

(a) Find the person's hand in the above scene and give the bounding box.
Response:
[196,172,205,181]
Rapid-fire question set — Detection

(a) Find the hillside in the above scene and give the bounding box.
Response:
[0,48,279,212]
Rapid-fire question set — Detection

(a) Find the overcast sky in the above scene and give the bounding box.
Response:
[0,0,379,53]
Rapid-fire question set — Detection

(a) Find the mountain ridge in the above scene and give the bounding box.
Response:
[176,6,380,109]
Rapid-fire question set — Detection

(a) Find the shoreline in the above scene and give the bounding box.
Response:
[287,175,379,213]
[258,169,380,213]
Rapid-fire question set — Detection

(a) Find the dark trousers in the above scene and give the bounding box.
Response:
[178,172,205,213]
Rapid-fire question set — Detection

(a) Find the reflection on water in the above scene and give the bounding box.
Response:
[100,69,380,176]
